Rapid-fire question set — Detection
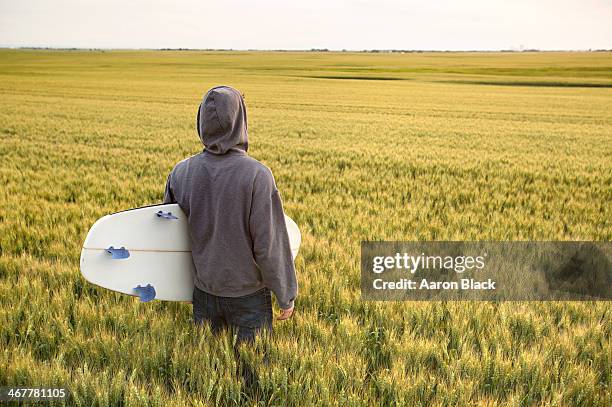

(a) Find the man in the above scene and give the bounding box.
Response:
[164,85,297,344]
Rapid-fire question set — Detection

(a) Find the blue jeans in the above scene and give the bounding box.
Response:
[192,285,273,344]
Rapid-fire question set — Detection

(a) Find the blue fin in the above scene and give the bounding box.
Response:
[106,246,130,259]
[156,210,178,220]
[133,284,156,302]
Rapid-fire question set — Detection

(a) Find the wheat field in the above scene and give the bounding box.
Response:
[0,49,610,405]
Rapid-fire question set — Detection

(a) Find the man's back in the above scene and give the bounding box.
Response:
[164,86,297,311]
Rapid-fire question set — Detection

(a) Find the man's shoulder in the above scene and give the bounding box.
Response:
[235,156,277,187]
[239,155,273,175]
[243,157,278,191]
[170,154,200,174]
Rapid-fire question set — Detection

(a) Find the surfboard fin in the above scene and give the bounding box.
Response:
[106,246,130,259]
[156,210,178,220]
[133,284,156,302]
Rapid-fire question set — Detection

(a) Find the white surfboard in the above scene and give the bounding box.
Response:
[80,203,301,301]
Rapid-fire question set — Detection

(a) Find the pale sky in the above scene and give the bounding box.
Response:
[1,0,610,50]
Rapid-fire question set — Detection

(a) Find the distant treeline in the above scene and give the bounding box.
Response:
[6,47,612,53]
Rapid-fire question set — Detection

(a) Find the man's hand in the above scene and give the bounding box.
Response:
[277,305,294,320]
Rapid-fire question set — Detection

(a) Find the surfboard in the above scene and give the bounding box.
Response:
[80,203,301,302]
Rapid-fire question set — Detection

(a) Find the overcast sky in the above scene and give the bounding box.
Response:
[1,0,610,50]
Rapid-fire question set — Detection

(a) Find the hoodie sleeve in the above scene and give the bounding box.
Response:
[163,172,176,204]
[250,168,298,310]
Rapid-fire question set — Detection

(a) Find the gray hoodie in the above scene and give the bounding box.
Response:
[164,85,297,309]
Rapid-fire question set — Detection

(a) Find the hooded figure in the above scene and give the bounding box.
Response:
[164,85,297,341]
[197,86,249,154]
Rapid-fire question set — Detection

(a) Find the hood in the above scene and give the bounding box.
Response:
[197,85,248,154]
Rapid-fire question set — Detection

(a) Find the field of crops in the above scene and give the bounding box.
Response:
[0,49,610,405]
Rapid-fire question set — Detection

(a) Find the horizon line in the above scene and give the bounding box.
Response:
[1,46,611,53]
